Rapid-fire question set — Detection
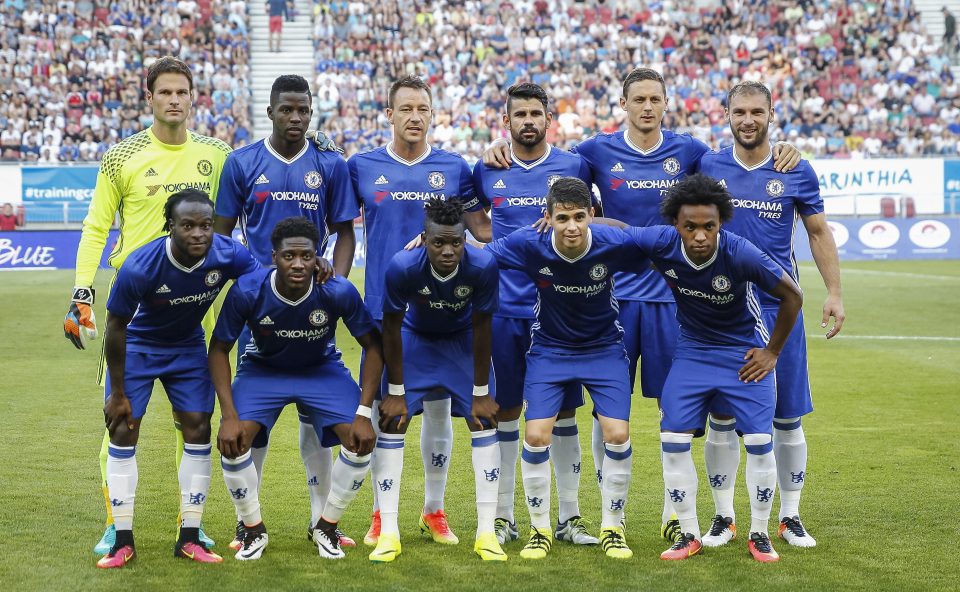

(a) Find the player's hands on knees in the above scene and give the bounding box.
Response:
[64,287,98,349]
[404,234,424,250]
[482,138,512,169]
[217,416,244,458]
[378,395,408,432]
[313,257,335,284]
[349,416,376,456]
[739,348,778,383]
[772,141,801,172]
[822,295,845,339]
[104,391,134,433]
[471,395,499,431]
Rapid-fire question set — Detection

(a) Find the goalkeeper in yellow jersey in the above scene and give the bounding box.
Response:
[64,56,233,555]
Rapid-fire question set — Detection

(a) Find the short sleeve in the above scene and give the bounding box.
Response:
[484,228,530,271]
[472,252,499,315]
[382,254,412,315]
[733,237,786,295]
[795,162,824,217]
[230,241,260,278]
[212,281,252,345]
[325,155,361,224]
[335,278,377,338]
[458,157,481,212]
[214,153,245,218]
[472,160,490,209]
[106,264,148,319]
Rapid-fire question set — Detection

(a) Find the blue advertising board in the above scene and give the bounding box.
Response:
[794,218,960,261]
[20,166,98,223]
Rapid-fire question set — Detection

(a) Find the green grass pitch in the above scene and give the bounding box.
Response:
[1,261,958,590]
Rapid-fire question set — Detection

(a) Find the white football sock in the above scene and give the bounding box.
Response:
[774,418,807,520]
[704,415,739,521]
[520,442,551,529]
[298,418,332,526]
[744,433,777,534]
[372,432,405,537]
[495,419,520,522]
[471,429,500,536]
[322,449,371,523]
[369,402,381,512]
[591,416,604,487]
[251,444,268,483]
[551,417,583,523]
[179,443,211,529]
[221,450,262,526]
[600,440,632,529]
[421,397,453,513]
[661,432,699,538]
[106,445,138,531]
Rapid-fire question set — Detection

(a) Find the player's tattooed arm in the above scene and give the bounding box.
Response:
[209,337,245,458]
[330,220,356,278]
[802,212,844,339]
[772,141,801,172]
[379,312,409,433]
[352,329,382,455]
[740,271,803,383]
[103,313,134,433]
[470,311,498,430]
[482,137,512,169]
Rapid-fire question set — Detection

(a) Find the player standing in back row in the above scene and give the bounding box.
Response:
[348,76,492,547]
[697,81,844,549]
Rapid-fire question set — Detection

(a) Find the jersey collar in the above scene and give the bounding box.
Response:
[165,237,206,272]
[386,143,431,166]
[732,145,772,171]
[551,227,593,263]
[265,137,309,165]
[623,130,663,156]
[680,232,721,271]
[511,144,551,170]
[430,263,460,282]
[270,269,314,306]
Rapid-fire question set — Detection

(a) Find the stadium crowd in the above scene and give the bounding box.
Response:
[311,0,960,160]
[0,0,252,163]
[1,0,957,163]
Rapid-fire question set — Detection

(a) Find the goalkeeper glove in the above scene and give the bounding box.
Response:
[305,129,344,154]
[64,286,98,350]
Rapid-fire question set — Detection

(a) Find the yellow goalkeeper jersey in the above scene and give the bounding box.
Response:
[74,127,232,287]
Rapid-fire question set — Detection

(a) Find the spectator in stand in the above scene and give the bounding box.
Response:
[0,203,20,231]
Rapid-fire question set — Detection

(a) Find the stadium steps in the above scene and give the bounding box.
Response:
[249,0,316,141]
[915,0,960,79]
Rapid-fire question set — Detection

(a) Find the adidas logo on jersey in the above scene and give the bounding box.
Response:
[255,174,270,185]
[156,284,171,293]
[493,179,506,189]
[375,175,389,185]
[418,286,432,295]
[260,316,274,325]
[539,266,553,276]
[664,269,678,279]
[145,167,158,177]
[610,163,625,172]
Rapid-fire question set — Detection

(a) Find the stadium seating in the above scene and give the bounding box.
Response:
[310,0,958,160]
[0,0,252,162]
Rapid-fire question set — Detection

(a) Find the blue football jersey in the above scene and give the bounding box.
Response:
[574,130,710,302]
[383,244,499,336]
[485,224,646,351]
[349,145,480,319]
[107,235,259,353]
[624,226,786,348]
[699,147,822,307]
[214,271,376,369]
[473,145,593,319]
[216,138,359,265]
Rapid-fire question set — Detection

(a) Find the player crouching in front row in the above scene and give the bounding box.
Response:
[601,174,803,563]
[371,198,502,563]
[209,217,383,560]
[98,189,261,568]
